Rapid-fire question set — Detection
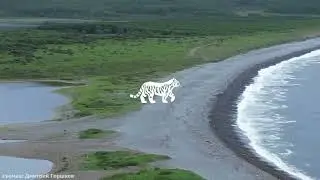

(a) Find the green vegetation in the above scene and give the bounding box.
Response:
[81,151,203,179]
[81,151,170,170]
[1,0,320,19]
[261,0,320,15]
[78,128,114,139]
[0,17,320,117]
[2,1,320,179]
[0,0,232,19]
[105,168,205,180]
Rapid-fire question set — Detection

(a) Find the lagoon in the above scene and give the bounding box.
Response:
[0,82,69,180]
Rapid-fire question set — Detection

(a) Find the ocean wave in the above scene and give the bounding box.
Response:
[236,49,320,180]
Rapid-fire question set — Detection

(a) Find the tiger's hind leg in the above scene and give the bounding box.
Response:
[148,93,156,104]
[140,93,148,104]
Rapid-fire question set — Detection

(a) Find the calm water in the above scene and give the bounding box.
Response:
[0,23,37,31]
[0,82,69,124]
[0,82,69,180]
[237,49,320,180]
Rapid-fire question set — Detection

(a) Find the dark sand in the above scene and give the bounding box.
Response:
[111,37,320,180]
[210,45,320,180]
[1,36,320,180]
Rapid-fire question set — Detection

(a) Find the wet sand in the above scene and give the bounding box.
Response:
[1,37,320,180]
[210,45,320,180]
[111,38,320,180]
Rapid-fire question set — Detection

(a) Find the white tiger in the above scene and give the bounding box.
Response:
[129,78,180,104]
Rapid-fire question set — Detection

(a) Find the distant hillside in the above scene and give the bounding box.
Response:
[0,0,320,19]
[0,0,233,19]
[262,0,320,14]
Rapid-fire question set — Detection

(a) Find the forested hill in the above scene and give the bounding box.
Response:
[0,0,233,18]
[0,0,320,19]
[261,0,320,14]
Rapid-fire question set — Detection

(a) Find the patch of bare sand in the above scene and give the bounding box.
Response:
[0,117,136,180]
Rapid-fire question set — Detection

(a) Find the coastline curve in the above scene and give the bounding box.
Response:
[210,44,320,179]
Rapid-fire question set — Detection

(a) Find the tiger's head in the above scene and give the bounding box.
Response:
[170,78,180,87]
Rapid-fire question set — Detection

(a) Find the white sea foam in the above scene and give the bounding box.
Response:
[281,149,294,157]
[237,49,320,180]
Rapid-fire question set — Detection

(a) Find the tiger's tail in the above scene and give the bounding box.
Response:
[130,88,142,98]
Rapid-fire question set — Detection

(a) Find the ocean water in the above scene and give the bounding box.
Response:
[237,49,320,180]
[0,82,68,180]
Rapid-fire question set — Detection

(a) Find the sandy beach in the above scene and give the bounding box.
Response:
[1,37,320,180]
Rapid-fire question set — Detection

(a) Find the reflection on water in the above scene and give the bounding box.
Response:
[0,23,37,30]
[0,140,53,180]
[0,82,69,124]
[0,140,26,143]
[0,155,53,180]
[0,82,68,179]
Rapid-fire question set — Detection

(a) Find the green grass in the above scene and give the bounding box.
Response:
[81,151,170,170]
[105,168,205,180]
[2,4,320,180]
[81,150,203,179]
[1,18,320,117]
[78,128,114,139]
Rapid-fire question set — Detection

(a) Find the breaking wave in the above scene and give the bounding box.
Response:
[237,49,320,180]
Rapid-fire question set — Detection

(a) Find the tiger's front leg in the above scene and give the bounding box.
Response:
[169,92,175,102]
[148,93,156,104]
[161,94,169,103]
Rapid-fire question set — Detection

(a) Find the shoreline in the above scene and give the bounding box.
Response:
[209,44,320,180]
[0,79,86,122]
[0,82,73,180]
[1,38,320,180]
